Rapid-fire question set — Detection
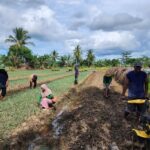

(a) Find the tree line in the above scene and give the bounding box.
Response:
[0,27,150,69]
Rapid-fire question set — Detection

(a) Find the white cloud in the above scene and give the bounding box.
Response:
[0,0,150,58]
[0,0,44,8]
[88,13,143,31]
[90,31,140,50]
[64,39,81,53]
[21,5,62,40]
[64,31,141,57]
[57,0,82,5]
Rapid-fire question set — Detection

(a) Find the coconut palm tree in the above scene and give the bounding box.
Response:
[5,27,34,47]
[86,49,95,67]
[73,45,82,64]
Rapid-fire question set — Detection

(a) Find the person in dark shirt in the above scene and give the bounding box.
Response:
[121,62,148,118]
[74,64,79,85]
[0,65,8,100]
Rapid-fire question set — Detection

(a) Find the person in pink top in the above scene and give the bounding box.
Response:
[38,84,56,110]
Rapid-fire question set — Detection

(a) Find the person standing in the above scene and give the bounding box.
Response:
[103,71,112,98]
[0,65,8,100]
[74,64,79,84]
[121,62,148,118]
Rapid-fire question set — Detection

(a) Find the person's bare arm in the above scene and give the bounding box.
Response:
[121,76,129,98]
[6,80,9,87]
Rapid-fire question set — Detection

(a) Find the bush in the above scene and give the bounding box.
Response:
[51,68,60,71]
[66,67,73,72]
[8,67,16,71]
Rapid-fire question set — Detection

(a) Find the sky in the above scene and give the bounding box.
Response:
[0,0,150,59]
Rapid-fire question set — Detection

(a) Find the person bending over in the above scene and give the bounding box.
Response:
[29,74,38,88]
[38,84,56,110]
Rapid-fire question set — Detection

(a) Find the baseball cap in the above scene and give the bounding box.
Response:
[134,62,142,67]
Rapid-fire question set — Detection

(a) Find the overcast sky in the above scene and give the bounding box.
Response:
[0,0,150,59]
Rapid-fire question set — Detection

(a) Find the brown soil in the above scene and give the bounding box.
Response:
[1,71,142,150]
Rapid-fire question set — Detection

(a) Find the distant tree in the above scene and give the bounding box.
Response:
[7,45,33,68]
[38,55,51,69]
[121,51,132,66]
[94,60,105,67]
[94,58,120,67]
[73,45,82,64]
[126,58,137,67]
[59,56,67,67]
[86,49,95,67]
[5,27,34,68]
[141,55,150,67]
[5,27,34,47]
[66,54,73,67]
[28,55,40,69]
[111,59,120,67]
[0,55,5,68]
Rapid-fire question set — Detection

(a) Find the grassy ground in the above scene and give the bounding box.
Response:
[9,69,67,80]
[8,69,64,78]
[0,71,90,139]
[9,71,72,90]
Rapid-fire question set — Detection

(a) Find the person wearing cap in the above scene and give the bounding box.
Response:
[74,64,79,84]
[29,74,38,88]
[103,71,113,98]
[121,62,148,118]
[0,64,8,100]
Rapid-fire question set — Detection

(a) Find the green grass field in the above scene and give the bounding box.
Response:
[9,69,68,80]
[9,70,73,90]
[0,71,90,139]
[8,69,64,79]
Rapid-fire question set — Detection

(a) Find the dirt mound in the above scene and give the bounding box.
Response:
[47,88,132,150]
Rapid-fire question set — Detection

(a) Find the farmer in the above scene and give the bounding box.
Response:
[74,64,79,84]
[103,71,112,98]
[29,74,38,88]
[38,84,56,110]
[0,64,8,100]
[121,62,148,118]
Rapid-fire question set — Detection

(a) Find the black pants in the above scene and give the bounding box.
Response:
[74,75,78,84]
[124,98,148,117]
[126,103,147,114]
[0,87,6,97]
